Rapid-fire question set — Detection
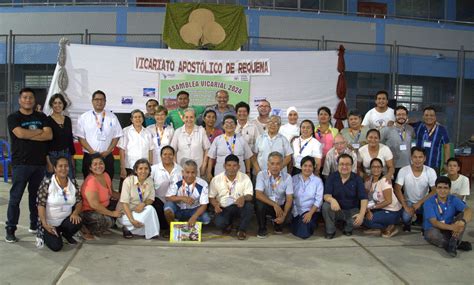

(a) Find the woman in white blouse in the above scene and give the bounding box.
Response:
[292,119,322,175]
[150,145,183,235]
[170,108,210,175]
[147,105,174,165]
[37,157,82,251]
[357,129,395,182]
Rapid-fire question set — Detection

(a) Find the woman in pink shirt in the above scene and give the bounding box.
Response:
[315,107,339,160]
[80,154,122,240]
[363,158,402,238]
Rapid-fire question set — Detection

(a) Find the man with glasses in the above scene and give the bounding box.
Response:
[251,99,272,134]
[322,134,357,179]
[76,90,123,179]
[381,106,415,179]
[322,154,367,239]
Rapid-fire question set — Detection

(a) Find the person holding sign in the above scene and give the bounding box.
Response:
[147,105,174,165]
[167,91,206,130]
[291,120,322,175]
[164,160,211,227]
[118,159,160,239]
[413,106,450,175]
[207,115,253,180]
[37,157,82,251]
[209,155,254,240]
[340,109,369,153]
[381,106,415,179]
[76,90,123,179]
[255,152,293,238]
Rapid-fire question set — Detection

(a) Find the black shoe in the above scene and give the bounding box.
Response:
[5,229,18,243]
[342,230,352,236]
[446,239,458,257]
[458,241,472,251]
[64,236,78,245]
[257,230,268,239]
[403,225,411,232]
[325,232,335,239]
[274,224,283,234]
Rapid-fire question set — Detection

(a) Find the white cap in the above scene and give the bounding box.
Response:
[286,106,298,117]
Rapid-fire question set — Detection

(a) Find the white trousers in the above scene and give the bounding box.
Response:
[118,205,160,239]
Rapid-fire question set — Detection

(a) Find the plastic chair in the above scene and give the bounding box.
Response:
[0,139,12,183]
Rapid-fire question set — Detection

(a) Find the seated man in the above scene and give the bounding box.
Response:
[394,147,437,232]
[424,176,472,257]
[164,160,211,227]
[446,157,470,201]
[209,154,254,240]
[255,152,294,238]
[322,154,368,239]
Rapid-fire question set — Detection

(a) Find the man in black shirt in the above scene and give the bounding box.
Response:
[5,88,52,243]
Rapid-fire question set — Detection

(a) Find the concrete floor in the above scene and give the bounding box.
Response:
[1,179,473,285]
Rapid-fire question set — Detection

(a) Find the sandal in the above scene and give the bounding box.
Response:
[122,228,134,239]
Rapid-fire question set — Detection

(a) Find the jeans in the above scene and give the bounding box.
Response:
[82,152,115,180]
[164,201,211,225]
[6,165,45,231]
[401,201,424,226]
[47,149,75,179]
[363,209,401,229]
[292,212,320,239]
[214,202,253,232]
[152,199,169,230]
[321,202,360,234]
[43,215,82,252]
[255,200,285,232]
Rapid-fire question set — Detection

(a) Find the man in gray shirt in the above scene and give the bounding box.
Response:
[381,106,415,179]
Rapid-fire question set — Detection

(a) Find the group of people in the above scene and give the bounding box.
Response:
[4,87,471,258]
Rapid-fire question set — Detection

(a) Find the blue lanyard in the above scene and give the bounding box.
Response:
[317,129,322,139]
[137,186,143,203]
[156,125,166,146]
[55,176,68,202]
[353,130,361,143]
[93,111,106,132]
[435,196,448,219]
[398,127,406,141]
[225,134,236,154]
[299,138,311,154]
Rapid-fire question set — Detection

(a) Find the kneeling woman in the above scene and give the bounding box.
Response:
[37,157,82,251]
[118,159,160,239]
[291,156,324,239]
[81,154,122,240]
[363,158,402,238]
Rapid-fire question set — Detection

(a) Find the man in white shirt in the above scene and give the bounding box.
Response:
[235,101,261,151]
[164,160,210,227]
[446,158,470,201]
[209,154,254,240]
[362,90,395,130]
[76,90,123,179]
[394,146,437,232]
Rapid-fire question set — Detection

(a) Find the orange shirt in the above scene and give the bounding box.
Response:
[81,173,112,211]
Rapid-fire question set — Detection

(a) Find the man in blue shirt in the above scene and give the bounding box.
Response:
[322,154,368,239]
[413,106,450,175]
[423,176,472,257]
[255,152,293,238]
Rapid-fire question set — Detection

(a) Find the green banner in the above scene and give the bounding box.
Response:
[159,74,250,109]
[163,3,248,51]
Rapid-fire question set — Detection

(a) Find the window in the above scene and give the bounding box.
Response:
[395,0,444,19]
[395,84,423,111]
[456,0,474,22]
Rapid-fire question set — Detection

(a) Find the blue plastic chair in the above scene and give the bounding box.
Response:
[0,139,12,183]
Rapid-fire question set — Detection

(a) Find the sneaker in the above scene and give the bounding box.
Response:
[28,228,37,234]
[257,230,268,239]
[381,225,399,238]
[274,223,283,234]
[457,241,472,251]
[64,236,78,245]
[342,230,352,236]
[402,224,411,232]
[237,231,247,240]
[5,229,18,243]
[325,232,335,239]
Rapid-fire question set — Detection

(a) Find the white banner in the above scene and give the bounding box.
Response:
[45,44,340,129]
[134,56,270,76]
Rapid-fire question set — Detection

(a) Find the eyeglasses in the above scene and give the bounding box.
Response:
[334,142,346,146]
[268,121,280,125]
